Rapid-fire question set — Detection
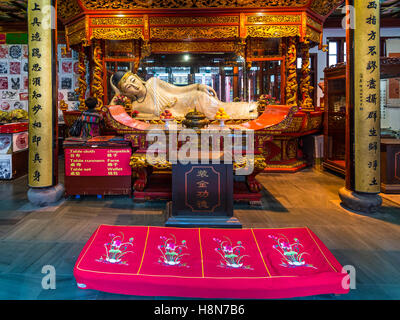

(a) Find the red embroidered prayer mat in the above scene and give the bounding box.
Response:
[74,225,349,299]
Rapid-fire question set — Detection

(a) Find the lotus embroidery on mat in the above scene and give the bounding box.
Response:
[268,234,317,269]
[158,234,189,267]
[214,237,253,270]
[97,232,134,265]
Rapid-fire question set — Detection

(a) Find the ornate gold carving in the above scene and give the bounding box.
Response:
[234,38,246,58]
[246,25,300,38]
[58,0,82,21]
[246,38,282,58]
[131,153,266,172]
[150,16,239,25]
[151,41,236,53]
[141,40,152,58]
[130,154,148,170]
[299,39,314,111]
[130,154,172,170]
[92,41,104,110]
[105,40,135,56]
[306,16,322,31]
[91,17,144,26]
[68,29,86,46]
[247,14,301,24]
[310,0,343,17]
[80,0,309,10]
[59,100,68,111]
[91,28,144,40]
[150,26,238,40]
[75,46,88,111]
[306,27,321,44]
[285,37,298,106]
[66,19,87,46]
[67,19,86,35]
[233,155,267,172]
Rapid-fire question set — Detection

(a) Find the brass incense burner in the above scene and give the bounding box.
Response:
[182,107,209,129]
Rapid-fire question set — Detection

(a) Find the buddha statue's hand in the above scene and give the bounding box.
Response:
[197,84,217,97]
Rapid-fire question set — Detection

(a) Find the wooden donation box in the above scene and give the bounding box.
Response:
[166,152,241,228]
[64,136,132,196]
[381,139,400,194]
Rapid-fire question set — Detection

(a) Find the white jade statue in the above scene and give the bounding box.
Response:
[109,71,258,120]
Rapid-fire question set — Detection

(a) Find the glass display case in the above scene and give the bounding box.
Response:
[138,52,246,103]
[323,63,346,175]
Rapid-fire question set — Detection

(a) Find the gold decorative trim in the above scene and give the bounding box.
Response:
[246,25,300,38]
[150,26,239,40]
[306,16,322,31]
[151,41,236,53]
[66,19,86,35]
[91,28,144,40]
[75,46,88,111]
[306,27,321,44]
[91,17,144,26]
[285,37,298,106]
[105,40,135,56]
[149,16,239,25]
[247,15,301,24]
[130,153,267,171]
[58,0,82,21]
[299,40,314,111]
[81,0,309,10]
[68,29,86,46]
[246,38,282,58]
[92,41,104,110]
[310,0,343,17]
[66,19,87,46]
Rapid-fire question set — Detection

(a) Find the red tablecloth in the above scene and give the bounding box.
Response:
[74,225,349,298]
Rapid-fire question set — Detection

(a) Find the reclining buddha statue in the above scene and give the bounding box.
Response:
[109,71,258,120]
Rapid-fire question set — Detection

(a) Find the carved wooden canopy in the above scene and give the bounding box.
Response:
[58,0,344,47]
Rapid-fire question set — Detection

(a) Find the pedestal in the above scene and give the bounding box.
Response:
[165,202,242,228]
[27,183,65,207]
[165,153,242,228]
[338,187,382,213]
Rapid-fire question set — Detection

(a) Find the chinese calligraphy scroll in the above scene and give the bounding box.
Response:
[354,0,380,193]
[28,0,55,187]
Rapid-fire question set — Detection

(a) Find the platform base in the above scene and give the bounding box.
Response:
[27,183,65,207]
[338,187,382,213]
[263,160,307,173]
[164,202,242,228]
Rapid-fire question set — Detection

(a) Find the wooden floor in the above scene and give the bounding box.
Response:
[0,161,399,300]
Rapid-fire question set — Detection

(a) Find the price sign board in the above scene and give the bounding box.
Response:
[65,148,132,177]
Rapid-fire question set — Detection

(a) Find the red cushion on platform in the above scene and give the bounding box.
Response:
[73,225,349,299]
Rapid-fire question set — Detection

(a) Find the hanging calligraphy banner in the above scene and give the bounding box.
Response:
[354,0,380,193]
[28,0,55,187]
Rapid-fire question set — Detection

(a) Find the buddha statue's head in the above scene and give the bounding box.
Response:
[111,71,146,101]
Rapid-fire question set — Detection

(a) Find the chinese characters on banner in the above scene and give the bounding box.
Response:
[28,1,54,187]
[354,1,380,193]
